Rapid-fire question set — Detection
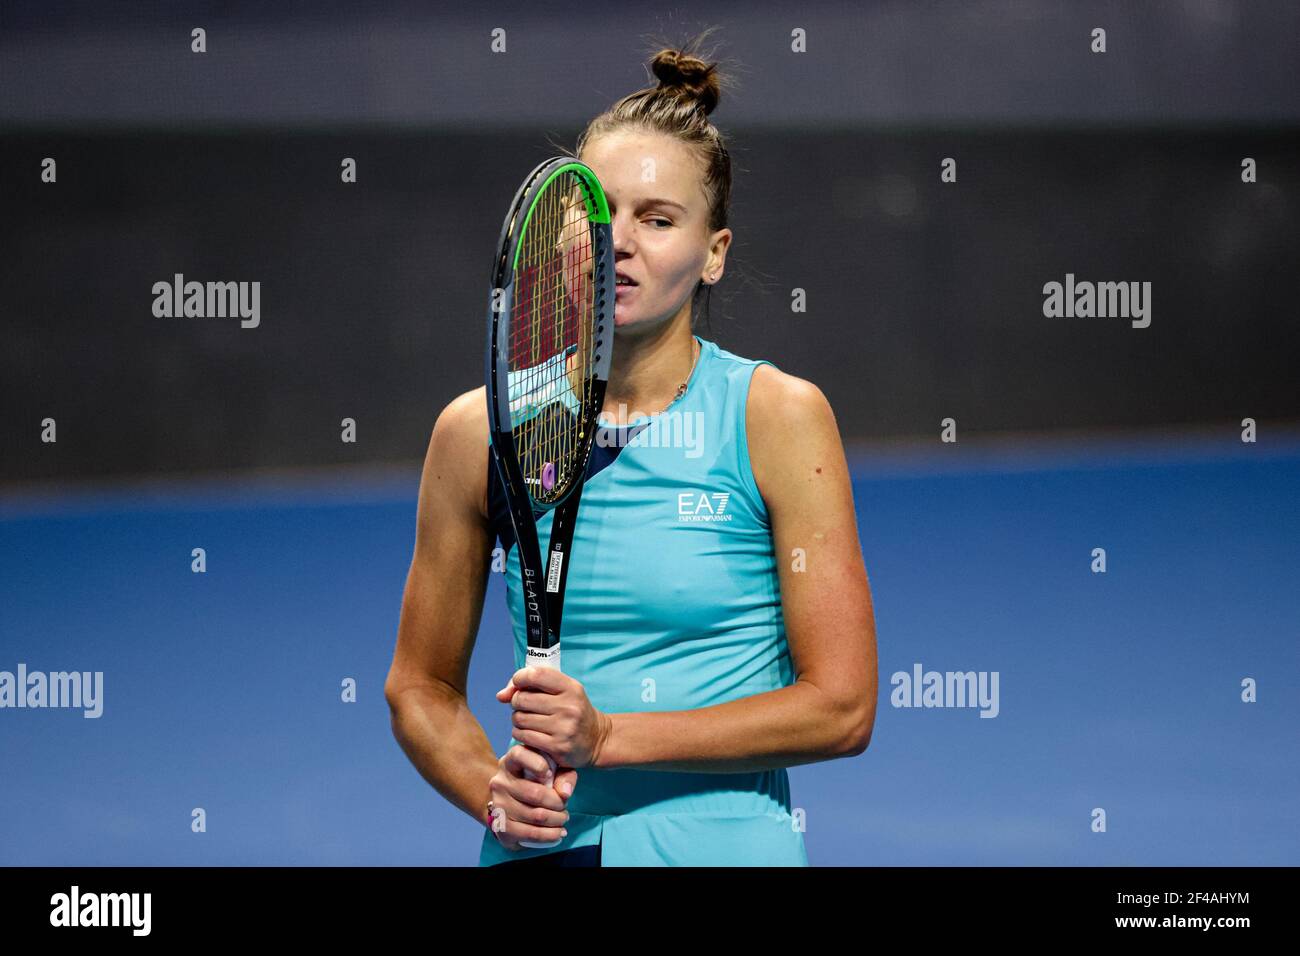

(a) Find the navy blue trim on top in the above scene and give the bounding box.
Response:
[487,422,649,556]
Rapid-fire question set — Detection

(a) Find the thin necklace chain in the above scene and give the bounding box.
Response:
[654,337,700,417]
[600,338,701,424]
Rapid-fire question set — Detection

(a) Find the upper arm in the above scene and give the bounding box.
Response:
[385,388,495,705]
[746,364,878,752]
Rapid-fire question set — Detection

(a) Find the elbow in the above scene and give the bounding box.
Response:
[384,681,421,750]
[843,728,872,758]
[837,705,875,758]
[384,677,413,722]
[384,675,458,727]
[384,667,429,714]
[807,678,875,758]
[383,686,403,739]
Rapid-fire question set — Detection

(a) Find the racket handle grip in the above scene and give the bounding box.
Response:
[518,747,563,848]
[518,645,563,848]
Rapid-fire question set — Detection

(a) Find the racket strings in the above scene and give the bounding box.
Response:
[509,172,600,504]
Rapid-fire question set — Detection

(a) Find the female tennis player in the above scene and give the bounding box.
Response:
[385,34,877,866]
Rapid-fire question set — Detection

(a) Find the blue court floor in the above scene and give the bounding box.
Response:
[1,432,1296,865]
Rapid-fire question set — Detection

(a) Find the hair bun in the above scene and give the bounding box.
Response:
[650,49,721,116]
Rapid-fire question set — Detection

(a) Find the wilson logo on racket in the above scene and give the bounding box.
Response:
[677,492,733,522]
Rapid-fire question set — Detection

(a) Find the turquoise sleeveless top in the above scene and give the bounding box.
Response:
[479,335,809,866]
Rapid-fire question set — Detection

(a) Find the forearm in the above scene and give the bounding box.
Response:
[388,682,498,825]
[594,678,860,773]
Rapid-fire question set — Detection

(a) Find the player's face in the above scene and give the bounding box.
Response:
[556,182,596,315]
[579,130,724,334]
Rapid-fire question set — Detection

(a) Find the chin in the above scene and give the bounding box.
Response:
[613,318,657,339]
[611,308,674,338]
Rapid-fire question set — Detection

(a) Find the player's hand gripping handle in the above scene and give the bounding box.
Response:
[517,646,563,848]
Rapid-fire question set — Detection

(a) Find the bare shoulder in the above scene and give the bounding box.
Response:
[746,363,844,509]
[440,385,488,437]
[747,363,838,446]
[428,385,491,523]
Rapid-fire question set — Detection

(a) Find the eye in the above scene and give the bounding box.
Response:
[647,218,673,229]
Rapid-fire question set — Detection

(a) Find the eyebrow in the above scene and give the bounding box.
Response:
[607,196,688,213]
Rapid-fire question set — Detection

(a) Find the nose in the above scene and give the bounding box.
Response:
[610,210,635,257]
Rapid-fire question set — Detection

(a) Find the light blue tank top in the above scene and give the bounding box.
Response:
[480,334,809,866]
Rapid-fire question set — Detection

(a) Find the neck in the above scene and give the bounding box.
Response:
[600,322,698,425]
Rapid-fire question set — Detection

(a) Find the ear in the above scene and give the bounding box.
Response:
[704,227,732,281]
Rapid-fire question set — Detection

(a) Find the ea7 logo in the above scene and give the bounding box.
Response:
[677,491,732,522]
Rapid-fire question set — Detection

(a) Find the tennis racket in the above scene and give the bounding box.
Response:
[484,157,615,846]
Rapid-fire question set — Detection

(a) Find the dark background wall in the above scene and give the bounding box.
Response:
[2,1,1297,483]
